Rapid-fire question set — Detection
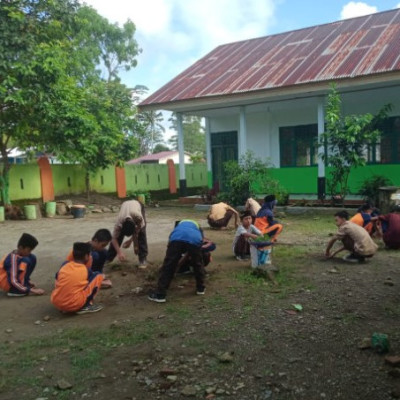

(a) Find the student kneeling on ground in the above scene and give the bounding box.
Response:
[378,204,400,249]
[66,229,113,288]
[107,199,148,268]
[51,242,104,314]
[207,202,239,229]
[0,233,44,297]
[148,220,206,303]
[325,211,378,263]
[233,211,262,261]
[254,195,283,242]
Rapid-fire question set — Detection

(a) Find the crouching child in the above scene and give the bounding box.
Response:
[51,242,104,314]
[0,233,44,297]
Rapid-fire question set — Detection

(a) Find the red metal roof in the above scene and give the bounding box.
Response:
[140,9,400,107]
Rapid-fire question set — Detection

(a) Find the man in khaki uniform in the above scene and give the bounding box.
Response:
[245,197,261,220]
[325,210,378,263]
[207,202,239,229]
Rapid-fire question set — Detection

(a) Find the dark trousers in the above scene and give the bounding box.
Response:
[234,235,250,258]
[9,254,36,294]
[107,204,148,262]
[91,250,108,273]
[157,241,205,295]
[208,210,234,228]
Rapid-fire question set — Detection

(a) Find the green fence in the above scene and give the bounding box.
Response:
[7,162,208,201]
[9,164,42,201]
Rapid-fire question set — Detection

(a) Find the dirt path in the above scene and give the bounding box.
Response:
[1,208,400,400]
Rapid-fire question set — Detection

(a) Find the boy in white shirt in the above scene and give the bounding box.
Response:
[233,211,262,260]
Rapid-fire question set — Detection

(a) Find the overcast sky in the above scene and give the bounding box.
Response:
[81,0,400,141]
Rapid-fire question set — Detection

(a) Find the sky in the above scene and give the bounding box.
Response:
[81,0,400,141]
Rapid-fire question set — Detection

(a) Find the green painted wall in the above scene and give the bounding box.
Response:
[9,164,42,200]
[267,164,400,194]
[51,165,87,196]
[90,167,116,193]
[8,162,208,201]
[125,164,170,193]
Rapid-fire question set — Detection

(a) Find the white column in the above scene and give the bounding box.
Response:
[176,112,186,195]
[317,100,326,199]
[205,117,212,188]
[239,106,247,157]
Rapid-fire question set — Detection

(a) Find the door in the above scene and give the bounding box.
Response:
[211,131,238,191]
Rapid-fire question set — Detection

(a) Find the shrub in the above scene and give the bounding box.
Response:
[359,175,393,206]
[221,151,288,206]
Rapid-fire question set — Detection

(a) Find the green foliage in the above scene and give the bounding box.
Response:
[321,84,391,202]
[0,0,142,204]
[168,114,206,156]
[219,151,288,206]
[153,143,170,154]
[133,85,166,155]
[359,175,393,206]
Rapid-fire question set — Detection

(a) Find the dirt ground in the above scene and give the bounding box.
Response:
[1,205,400,400]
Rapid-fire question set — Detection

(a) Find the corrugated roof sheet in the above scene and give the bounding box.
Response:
[140,9,400,107]
[127,151,178,164]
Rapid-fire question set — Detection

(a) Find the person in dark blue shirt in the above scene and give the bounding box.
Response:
[148,220,205,303]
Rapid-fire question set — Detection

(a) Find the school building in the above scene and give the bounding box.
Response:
[139,9,400,198]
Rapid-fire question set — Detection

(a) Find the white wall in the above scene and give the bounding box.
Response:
[208,85,400,168]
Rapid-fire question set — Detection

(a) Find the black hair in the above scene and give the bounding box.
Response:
[240,211,252,220]
[18,233,38,250]
[264,194,276,203]
[73,242,91,260]
[334,210,349,220]
[121,219,136,236]
[360,204,373,212]
[92,229,112,242]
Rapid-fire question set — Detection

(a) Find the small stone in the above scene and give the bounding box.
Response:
[159,368,176,377]
[34,320,41,325]
[101,207,112,213]
[218,352,234,363]
[358,338,372,350]
[328,268,339,274]
[278,372,287,378]
[91,208,103,214]
[181,385,197,396]
[388,368,400,378]
[121,271,128,277]
[385,355,400,367]
[131,287,143,294]
[216,389,225,395]
[43,315,51,322]
[384,279,394,286]
[205,387,216,394]
[166,375,177,382]
[57,379,73,390]
[5,328,13,334]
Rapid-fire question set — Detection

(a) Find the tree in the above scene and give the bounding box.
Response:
[321,84,391,203]
[0,0,141,204]
[132,85,166,155]
[221,151,288,206]
[168,114,206,157]
[153,143,170,153]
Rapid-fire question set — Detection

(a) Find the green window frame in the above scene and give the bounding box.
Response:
[279,124,318,167]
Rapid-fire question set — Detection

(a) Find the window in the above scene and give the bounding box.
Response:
[368,116,400,164]
[279,124,318,167]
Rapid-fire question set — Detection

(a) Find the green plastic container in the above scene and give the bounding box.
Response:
[0,206,4,222]
[45,201,56,218]
[24,205,37,220]
[372,332,389,353]
[137,194,146,204]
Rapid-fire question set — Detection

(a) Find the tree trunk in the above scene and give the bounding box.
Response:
[0,145,11,205]
[85,171,91,202]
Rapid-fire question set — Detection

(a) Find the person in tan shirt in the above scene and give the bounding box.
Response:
[107,200,148,268]
[245,197,261,221]
[325,210,378,263]
[207,202,239,229]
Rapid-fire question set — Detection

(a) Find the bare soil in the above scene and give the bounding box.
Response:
[1,206,400,400]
